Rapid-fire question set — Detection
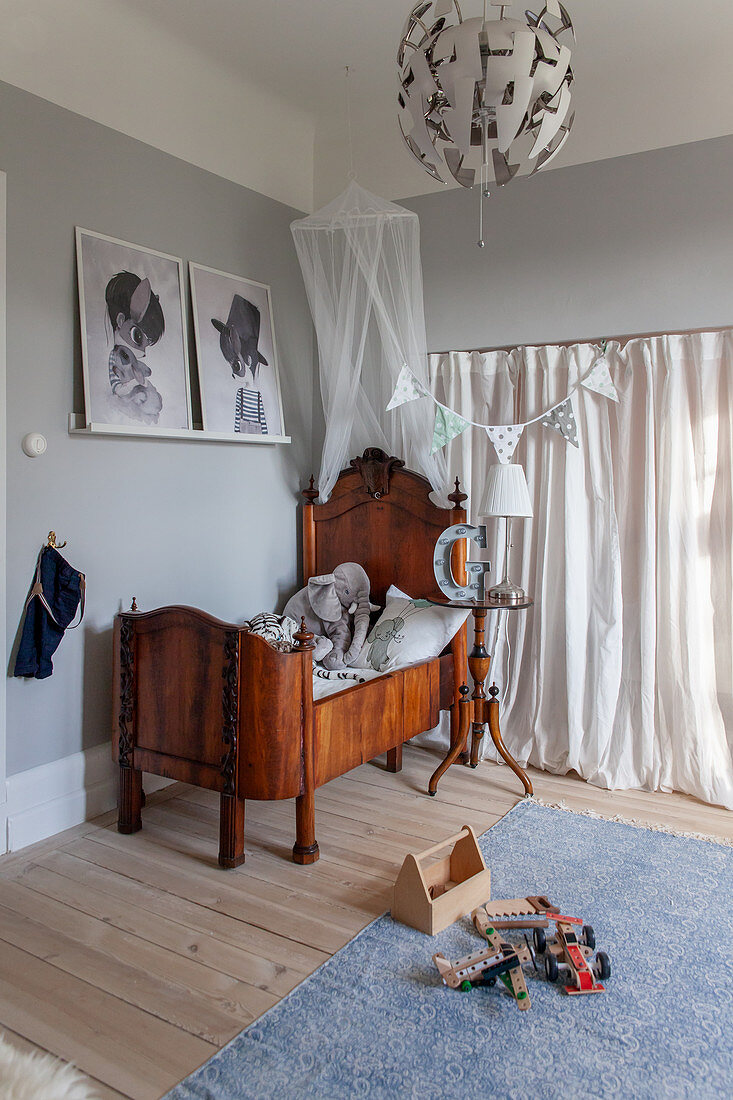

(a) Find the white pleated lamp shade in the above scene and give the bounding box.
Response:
[480,463,533,518]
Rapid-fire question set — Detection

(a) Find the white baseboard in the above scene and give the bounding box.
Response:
[2,743,173,854]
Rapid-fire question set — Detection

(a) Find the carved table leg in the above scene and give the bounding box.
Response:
[293,790,320,864]
[428,685,471,795]
[118,765,142,834]
[468,608,490,769]
[219,793,246,868]
[488,684,533,797]
[386,743,403,773]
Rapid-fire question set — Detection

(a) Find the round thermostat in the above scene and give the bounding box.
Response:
[22,432,47,457]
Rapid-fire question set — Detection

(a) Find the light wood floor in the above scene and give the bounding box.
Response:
[1,745,730,1099]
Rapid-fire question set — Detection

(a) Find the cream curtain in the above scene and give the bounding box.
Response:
[430,331,733,810]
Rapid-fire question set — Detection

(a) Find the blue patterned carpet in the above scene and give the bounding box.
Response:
[166,801,733,1100]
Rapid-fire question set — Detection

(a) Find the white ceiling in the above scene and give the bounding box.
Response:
[3,0,733,211]
[122,0,733,207]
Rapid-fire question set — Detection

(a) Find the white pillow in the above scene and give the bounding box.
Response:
[352,585,469,673]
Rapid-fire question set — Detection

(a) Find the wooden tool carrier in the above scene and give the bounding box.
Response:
[112,449,469,868]
[392,826,491,935]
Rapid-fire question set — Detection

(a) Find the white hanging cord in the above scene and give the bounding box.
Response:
[478,114,489,248]
[478,3,489,248]
[345,66,356,181]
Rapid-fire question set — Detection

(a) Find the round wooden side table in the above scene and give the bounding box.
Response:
[426,595,534,798]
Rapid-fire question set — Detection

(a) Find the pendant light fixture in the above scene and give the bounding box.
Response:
[397,0,575,245]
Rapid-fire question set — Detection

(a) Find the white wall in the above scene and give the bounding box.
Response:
[0,0,314,213]
[1,81,315,784]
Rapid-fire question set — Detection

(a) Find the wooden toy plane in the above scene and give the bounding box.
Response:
[433,921,533,1010]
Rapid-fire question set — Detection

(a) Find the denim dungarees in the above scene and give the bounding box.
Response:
[14,546,86,679]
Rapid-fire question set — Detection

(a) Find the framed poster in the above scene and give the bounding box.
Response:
[189,261,286,438]
[75,227,191,429]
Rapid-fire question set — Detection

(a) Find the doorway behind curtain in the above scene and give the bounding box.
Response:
[429,331,733,810]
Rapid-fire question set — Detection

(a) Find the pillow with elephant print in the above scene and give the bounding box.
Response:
[352,585,470,673]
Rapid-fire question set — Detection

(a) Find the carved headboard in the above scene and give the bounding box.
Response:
[302,448,468,606]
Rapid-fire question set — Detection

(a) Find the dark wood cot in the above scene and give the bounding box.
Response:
[112,449,468,867]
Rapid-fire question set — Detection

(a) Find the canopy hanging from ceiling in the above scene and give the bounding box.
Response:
[291,180,448,502]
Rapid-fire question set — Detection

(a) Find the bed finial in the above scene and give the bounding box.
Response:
[350,448,405,499]
[294,617,316,651]
[448,476,468,509]
[302,476,319,505]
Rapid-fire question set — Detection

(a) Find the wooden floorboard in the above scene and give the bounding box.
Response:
[1,745,730,1098]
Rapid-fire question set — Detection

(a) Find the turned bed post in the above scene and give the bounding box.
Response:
[292,618,319,864]
[219,794,245,868]
[386,743,403,772]
[302,476,318,584]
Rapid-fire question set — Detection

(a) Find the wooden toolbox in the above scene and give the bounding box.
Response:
[391,825,491,935]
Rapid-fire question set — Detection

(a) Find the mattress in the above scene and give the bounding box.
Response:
[312,666,383,700]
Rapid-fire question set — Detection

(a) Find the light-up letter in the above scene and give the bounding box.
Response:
[433,524,491,601]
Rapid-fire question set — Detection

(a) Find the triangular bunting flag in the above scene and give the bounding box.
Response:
[431,405,470,454]
[485,423,524,463]
[581,358,618,402]
[541,398,579,448]
[386,365,430,411]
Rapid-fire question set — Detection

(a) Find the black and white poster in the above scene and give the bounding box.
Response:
[76,227,191,430]
[190,262,286,438]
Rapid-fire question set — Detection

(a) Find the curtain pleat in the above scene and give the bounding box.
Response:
[430,331,733,809]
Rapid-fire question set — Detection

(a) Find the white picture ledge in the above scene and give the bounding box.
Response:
[68,413,291,445]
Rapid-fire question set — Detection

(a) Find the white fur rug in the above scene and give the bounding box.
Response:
[0,1033,99,1100]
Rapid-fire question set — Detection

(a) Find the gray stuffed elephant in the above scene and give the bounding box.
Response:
[283,562,375,669]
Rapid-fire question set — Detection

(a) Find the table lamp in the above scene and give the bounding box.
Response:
[480,463,533,605]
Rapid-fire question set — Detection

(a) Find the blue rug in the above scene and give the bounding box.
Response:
[166,801,733,1099]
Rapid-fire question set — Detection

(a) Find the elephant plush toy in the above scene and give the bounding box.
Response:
[283,562,376,669]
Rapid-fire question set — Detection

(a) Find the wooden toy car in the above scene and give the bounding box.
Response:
[433,921,534,1010]
[534,918,611,995]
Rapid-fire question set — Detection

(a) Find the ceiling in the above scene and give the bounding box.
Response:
[121,0,733,207]
[3,0,732,212]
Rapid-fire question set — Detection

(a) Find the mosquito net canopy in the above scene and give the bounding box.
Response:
[291,180,448,502]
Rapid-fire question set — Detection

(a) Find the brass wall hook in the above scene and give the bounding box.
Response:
[47,531,67,550]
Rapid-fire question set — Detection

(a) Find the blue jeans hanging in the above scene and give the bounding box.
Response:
[14,546,85,679]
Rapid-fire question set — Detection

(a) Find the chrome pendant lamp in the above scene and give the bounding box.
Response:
[397,0,575,244]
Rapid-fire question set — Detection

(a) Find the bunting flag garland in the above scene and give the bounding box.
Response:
[431,405,470,454]
[485,424,524,463]
[386,352,616,454]
[541,398,579,448]
[581,357,618,402]
[386,364,430,410]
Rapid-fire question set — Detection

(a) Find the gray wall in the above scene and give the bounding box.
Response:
[404,135,733,352]
[1,81,315,776]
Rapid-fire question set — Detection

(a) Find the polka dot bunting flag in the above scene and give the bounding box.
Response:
[485,423,524,463]
[431,405,470,454]
[541,398,579,448]
[386,364,430,410]
[581,357,618,402]
[386,359,616,455]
